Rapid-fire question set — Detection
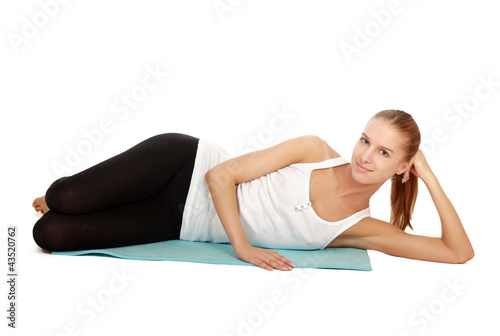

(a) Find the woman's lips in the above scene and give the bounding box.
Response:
[357,163,372,172]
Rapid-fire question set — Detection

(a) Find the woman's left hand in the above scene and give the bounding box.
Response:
[402,150,434,183]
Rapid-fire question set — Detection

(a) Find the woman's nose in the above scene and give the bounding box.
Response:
[360,149,373,163]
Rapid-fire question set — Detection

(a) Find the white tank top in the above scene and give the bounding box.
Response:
[180,139,371,250]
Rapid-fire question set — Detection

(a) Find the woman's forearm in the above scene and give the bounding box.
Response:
[205,169,294,271]
[205,170,250,249]
[423,173,474,261]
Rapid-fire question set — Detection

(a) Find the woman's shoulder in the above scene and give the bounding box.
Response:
[294,135,341,163]
[206,135,341,185]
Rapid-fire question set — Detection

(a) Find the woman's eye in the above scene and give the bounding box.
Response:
[361,138,368,144]
[381,150,388,156]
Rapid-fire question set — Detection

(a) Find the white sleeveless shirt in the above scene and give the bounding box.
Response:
[180,139,371,250]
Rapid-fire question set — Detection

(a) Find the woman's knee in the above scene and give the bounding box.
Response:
[32,213,64,251]
[45,176,79,214]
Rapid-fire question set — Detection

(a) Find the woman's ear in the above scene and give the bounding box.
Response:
[396,162,408,175]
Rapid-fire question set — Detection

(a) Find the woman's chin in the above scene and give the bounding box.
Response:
[352,169,370,184]
[352,168,385,185]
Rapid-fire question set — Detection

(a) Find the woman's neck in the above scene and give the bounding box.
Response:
[335,164,385,209]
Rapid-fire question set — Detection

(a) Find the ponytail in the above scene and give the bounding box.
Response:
[390,172,418,231]
[372,110,420,231]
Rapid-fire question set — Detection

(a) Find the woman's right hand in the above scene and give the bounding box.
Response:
[235,243,295,271]
[402,149,435,184]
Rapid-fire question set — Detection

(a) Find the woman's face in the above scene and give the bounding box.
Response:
[350,118,409,185]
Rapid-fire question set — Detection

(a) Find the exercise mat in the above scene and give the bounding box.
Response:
[52,240,372,271]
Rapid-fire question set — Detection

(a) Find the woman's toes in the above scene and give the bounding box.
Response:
[33,196,50,214]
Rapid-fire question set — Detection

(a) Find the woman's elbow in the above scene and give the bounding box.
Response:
[205,166,224,183]
[452,248,475,264]
[205,169,219,190]
[205,167,235,194]
[205,168,214,182]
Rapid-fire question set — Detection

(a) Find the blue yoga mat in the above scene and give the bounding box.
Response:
[52,240,372,271]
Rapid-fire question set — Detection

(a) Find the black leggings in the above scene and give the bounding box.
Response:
[33,133,199,251]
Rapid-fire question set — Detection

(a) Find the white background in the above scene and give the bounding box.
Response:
[1,1,499,335]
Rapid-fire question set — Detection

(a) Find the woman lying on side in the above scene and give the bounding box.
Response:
[33,110,474,271]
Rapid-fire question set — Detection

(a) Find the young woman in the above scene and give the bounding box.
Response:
[32,110,474,271]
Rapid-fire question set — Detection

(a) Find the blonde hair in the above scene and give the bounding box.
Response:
[371,110,421,231]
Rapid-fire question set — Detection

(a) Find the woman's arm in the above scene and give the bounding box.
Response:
[417,171,474,262]
[336,150,474,263]
[205,135,332,271]
[405,150,474,262]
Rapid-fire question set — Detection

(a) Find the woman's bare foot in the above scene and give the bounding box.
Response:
[33,196,50,214]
